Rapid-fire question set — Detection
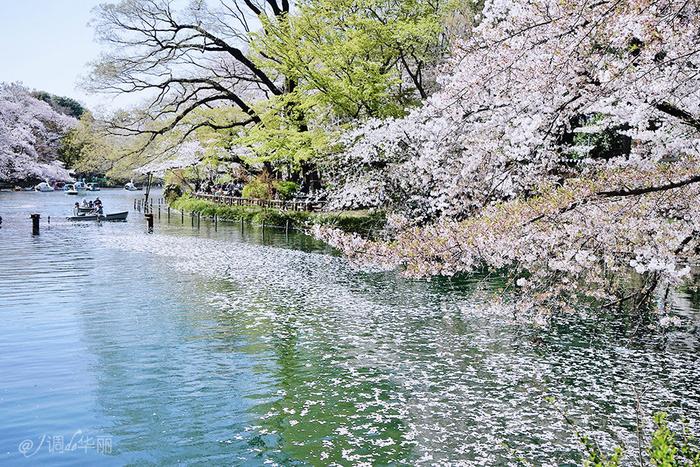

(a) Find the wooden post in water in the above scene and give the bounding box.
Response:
[158,205,161,219]
[214,214,218,231]
[167,206,170,222]
[30,213,40,235]
[191,212,194,227]
[181,209,184,223]
[133,199,137,210]
[145,213,154,233]
[197,212,201,229]
[285,220,289,234]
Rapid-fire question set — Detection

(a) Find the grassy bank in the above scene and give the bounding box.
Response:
[169,195,385,235]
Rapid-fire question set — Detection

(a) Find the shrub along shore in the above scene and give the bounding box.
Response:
[170,195,386,236]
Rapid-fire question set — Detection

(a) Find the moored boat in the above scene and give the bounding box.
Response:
[74,181,88,194]
[86,183,100,191]
[35,181,54,192]
[65,184,79,195]
[124,181,142,191]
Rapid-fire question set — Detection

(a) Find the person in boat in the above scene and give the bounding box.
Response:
[95,204,104,216]
[81,198,88,207]
[73,202,80,216]
[94,197,102,207]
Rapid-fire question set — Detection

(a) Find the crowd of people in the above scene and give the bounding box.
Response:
[73,197,103,216]
[195,181,244,197]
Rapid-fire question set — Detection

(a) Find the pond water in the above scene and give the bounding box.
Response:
[0,188,698,466]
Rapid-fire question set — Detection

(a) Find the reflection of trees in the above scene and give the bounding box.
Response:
[204,270,424,464]
[74,264,264,463]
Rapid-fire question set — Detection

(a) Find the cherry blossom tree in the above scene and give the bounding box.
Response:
[0,83,76,183]
[320,0,700,320]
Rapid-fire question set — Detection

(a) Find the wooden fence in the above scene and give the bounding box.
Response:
[192,193,326,212]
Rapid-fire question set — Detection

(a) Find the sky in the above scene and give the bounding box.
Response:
[0,0,129,111]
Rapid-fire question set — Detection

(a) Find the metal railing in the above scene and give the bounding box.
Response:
[192,193,327,212]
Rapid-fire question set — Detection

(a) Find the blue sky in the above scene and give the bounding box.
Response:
[0,0,124,110]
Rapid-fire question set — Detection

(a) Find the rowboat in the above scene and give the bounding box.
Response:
[87,183,100,191]
[66,211,129,222]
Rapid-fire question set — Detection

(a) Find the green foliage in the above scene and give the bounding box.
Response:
[253,0,449,120]
[163,184,183,204]
[238,101,338,168]
[648,413,700,466]
[541,397,700,467]
[242,177,274,200]
[59,112,117,175]
[231,0,469,169]
[314,209,387,235]
[273,180,300,200]
[169,194,385,234]
[32,91,85,118]
[580,438,624,467]
[252,208,311,227]
[170,195,311,227]
[649,413,679,466]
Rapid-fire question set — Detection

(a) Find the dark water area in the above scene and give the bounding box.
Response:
[0,188,698,465]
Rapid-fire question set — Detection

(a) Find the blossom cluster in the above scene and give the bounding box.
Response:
[321,0,700,317]
[0,83,76,182]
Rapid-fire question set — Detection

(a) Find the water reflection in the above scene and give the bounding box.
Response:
[1,189,699,465]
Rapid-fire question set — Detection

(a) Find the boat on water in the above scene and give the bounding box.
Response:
[74,181,88,192]
[86,183,100,191]
[124,181,142,191]
[35,181,54,192]
[64,182,87,195]
[66,211,129,222]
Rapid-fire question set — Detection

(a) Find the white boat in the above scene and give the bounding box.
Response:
[74,181,88,194]
[124,181,141,191]
[35,181,54,192]
[64,184,80,195]
[86,183,100,191]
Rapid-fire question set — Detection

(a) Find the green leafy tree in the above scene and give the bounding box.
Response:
[253,0,458,120]
[32,91,85,119]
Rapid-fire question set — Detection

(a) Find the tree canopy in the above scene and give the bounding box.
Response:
[86,0,468,169]
[317,0,700,319]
